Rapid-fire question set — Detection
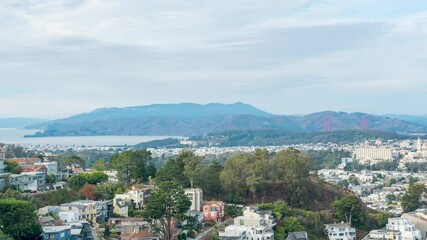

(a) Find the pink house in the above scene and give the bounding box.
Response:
[203,201,225,222]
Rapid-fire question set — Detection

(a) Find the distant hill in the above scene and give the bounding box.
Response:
[0,118,47,129]
[25,103,427,137]
[383,114,427,127]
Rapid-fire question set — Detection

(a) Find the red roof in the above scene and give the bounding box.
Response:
[8,158,41,163]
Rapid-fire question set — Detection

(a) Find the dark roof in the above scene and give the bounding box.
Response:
[287,231,308,240]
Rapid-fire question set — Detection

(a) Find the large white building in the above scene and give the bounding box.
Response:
[354,148,394,164]
[324,223,356,240]
[219,206,275,240]
[185,188,203,211]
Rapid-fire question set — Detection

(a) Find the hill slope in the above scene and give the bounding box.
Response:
[25,103,427,137]
[0,118,47,129]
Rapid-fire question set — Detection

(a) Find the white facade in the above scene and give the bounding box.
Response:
[9,173,39,191]
[219,207,275,240]
[324,223,356,240]
[185,188,203,211]
[386,218,422,240]
[58,206,80,223]
[364,229,402,240]
[355,148,394,164]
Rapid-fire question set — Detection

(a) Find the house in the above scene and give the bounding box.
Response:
[362,229,402,240]
[203,201,225,222]
[108,218,151,236]
[21,164,48,176]
[35,161,58,178]
[185,188,203,211]
[219,206,275,240]
[61,200,110,223]
[287,231,309,240]
[114,197,129,217]
[122,230,160,240]
[42,225,72,240]
[385,218,422,240]
[8,157,41,166]
[9,172,45,192]
[324,223,356,240]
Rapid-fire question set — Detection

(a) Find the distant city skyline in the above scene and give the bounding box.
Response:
[1,0,427,118]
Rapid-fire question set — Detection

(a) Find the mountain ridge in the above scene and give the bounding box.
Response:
[25,103,427,137]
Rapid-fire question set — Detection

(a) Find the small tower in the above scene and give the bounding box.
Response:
[417,137,422,152]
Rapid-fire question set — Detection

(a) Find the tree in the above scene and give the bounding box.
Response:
[401,183,426,212]
[4,161,21,174]
[104,225,111,239]
[92,159,107,171]
[109,150,152,184]
[144,181,191,240]
[0,199,42,240]
[147,163,157,179]
[63,155,86,169]
[68,174,88,190]
[271,148,314,207]
[80,184,96,200]
[385,193,396,205]
[332,195,366,227]
[86,171,108,185]
[181,150,202,187]
[276,216,304,239]
[195,161,223,199]
[220,154,250,201]
[156,159,189,186]
[46,174,56,184]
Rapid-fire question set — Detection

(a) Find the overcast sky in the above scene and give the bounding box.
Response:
[1,0,427,118]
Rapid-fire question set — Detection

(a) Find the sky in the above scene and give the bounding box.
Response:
[1,0,427,119]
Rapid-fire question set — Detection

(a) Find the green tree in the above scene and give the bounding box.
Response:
[385,193,396,205]
[4,161,21,174]
[46,174,56,184]
[220,154,250,201]
[109,150,152,184]
[86,171,108,185]
[195,161,223,199]
[276,216,304,239]
[104,225,111,239]
[155,159,189,186]
[92,159,107,171]
[332,195,366,227]
[271,148,314,207]
[0,199,42,240]
[67,174,88,191]
[401,183,426,212]
[180,150,202,187]
[144,181,191,240]
[147,163,157,179]
[63,155,86,169]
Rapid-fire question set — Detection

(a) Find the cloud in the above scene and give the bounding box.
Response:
[0,0,426,117]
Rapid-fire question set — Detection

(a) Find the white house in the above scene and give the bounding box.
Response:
[386,218,422,240]
[219,206,275,240]
[103,170,119,182]
[324,223,356,240]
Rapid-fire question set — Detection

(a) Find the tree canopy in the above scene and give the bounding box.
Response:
[0,199,42,240]
[144,181,191,240]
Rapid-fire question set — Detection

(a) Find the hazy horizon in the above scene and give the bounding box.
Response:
[1,1,427,118]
